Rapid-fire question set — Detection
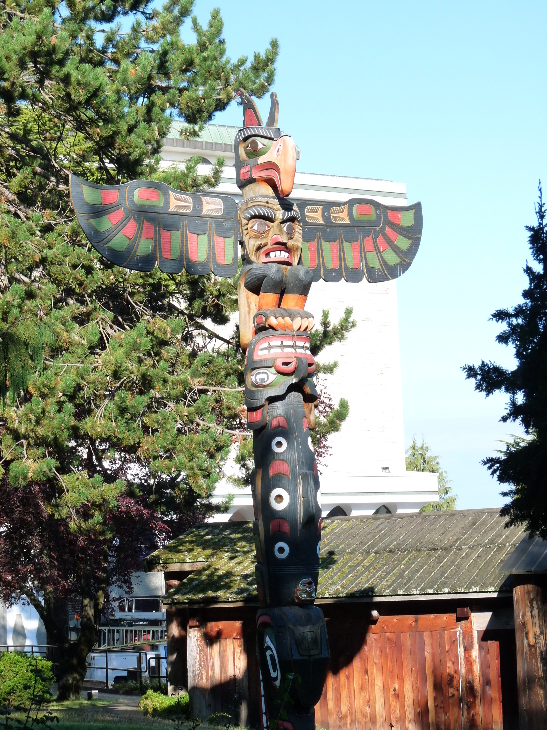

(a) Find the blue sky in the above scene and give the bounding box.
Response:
[183,0,547,509]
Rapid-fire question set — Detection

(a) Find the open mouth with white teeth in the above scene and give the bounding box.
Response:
[261,246,292,264]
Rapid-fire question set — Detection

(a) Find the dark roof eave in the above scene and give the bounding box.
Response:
[162,589,512,610]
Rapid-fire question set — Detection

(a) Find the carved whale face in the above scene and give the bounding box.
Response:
[239,197,302,266]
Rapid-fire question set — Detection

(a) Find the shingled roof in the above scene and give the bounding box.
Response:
[147,509,525,605]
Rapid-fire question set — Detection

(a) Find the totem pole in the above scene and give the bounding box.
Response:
[70,91,422,730]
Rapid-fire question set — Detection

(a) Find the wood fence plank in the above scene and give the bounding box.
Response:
[395,632,408,730]
[416,631,430,730]
[387,633,401,730]
[346,651,356,729]
[233,639,249,728]
[367,636,378,730]
[438,630,450,728]
[326,657,335,730]
[352,644,363,730]
[478,633,493,730]
[368,614,458,634]
[373,635,387,729]
[218,638,229,713]
[401,633,416,730]
[460,617,482,730]
[444,630,460,730]
[431,631,445,730]
[187,626,212,718]
[410,632,423,730]
[359,639,372,730]
[204,621,244,640]
[488,641,502,730]
[382,634,393,729]
[424,631,436,730]
[315,678,326,730]
[332,654,342,730]
[339,649,348,729]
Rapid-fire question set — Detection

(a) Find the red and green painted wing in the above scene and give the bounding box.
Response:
[70,175,238,277]
[294,198,422,283]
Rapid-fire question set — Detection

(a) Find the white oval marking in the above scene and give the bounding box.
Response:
[272,436,287,453]
[270,488,289,511]
[274,541,289,559]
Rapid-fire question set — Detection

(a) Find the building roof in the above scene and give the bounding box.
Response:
[167,121,239,146]
[147,510,525,605]
[501,534,547,573]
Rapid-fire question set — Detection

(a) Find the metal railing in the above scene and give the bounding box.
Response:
[86,648,167,690]
[0,644,56,658]
[95,626,166,649]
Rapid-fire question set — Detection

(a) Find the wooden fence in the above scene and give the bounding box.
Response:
[182,608,518,729]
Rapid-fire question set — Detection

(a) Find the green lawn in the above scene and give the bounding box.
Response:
[47,698,174,728]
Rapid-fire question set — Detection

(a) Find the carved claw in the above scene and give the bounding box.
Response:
[254,309,313,334]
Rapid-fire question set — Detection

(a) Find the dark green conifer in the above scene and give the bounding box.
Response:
[464,185,547,536]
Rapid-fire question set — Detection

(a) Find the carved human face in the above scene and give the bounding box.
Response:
[239,198,302,266]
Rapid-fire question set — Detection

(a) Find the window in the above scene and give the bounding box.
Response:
[133,598,161,613]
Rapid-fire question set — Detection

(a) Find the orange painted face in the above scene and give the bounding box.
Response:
[239,198,302,265]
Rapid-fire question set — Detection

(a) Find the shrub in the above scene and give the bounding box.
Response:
[138,688,190,717]
[0,652,54,707]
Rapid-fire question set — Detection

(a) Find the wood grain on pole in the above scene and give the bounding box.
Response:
[513,581,547,730]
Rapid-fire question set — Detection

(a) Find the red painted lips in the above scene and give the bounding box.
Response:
[261,243,292,264]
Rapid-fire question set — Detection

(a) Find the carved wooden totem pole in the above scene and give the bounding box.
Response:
[70,91,422,730]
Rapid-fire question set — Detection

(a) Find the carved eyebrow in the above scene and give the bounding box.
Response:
[243,206,276,222]
[281,208,301,223]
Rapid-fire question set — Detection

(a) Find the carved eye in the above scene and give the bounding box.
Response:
[283,222,295,237]
[246,138,266,153]
[249,219,271,236]
[242,137,272,159]
[251,369,277,386]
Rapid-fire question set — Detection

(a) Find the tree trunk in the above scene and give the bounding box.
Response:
[56,595,101,700]
[25,589,103,701]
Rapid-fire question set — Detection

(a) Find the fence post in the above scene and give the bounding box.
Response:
[514,578,547,730]
[105,650,109,689]
[139,651,143,693]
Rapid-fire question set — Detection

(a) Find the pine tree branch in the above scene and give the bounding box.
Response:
[192,384,244,392]
[0,125,67,177]
[168,298,234,346]
[0,184,33,219]
[195,418,249,436]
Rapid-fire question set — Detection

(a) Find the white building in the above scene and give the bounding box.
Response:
[160,124,439,520]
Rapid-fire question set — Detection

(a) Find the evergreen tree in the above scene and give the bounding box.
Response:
[463,185,547,537]
[405,436,455,512]
[0,0,351,699]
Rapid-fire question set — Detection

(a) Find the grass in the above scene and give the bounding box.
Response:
[22,697,250,730]
[44,698,174,728]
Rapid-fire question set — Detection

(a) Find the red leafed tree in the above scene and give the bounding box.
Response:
[0,480,168,697]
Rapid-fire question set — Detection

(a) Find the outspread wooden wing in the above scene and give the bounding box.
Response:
[70,175,239,277]
[293,198,422,283]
